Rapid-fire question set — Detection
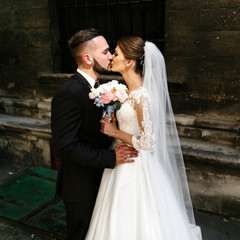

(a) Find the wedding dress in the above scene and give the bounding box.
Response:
[85,87,201,240]
[85,42,202,240]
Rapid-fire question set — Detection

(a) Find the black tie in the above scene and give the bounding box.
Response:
[94,80,100,88]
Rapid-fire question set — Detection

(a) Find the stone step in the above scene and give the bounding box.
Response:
[0,113,240,219]
[37,72,185,99]
[175,114,240,147]
[178,137,240,220]
[0,114,51,167]
[180,137,240,169]
[1,113,238,167]
[1,95,239,148]
[0,112,239,166]
[0,97,51,120]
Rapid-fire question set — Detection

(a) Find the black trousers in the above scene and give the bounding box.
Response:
[64,200,95,240]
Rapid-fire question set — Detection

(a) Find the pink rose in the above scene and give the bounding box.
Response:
[116,89,128,103]
[112,91,118,101]
[101,92,113,104]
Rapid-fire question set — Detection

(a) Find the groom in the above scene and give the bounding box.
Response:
[51,29,138,240]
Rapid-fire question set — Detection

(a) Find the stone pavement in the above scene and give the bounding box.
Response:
[0,156,240,240]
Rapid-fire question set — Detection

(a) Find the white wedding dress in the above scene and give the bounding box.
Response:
[85,87,202,240]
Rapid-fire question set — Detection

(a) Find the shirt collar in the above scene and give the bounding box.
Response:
[77,68,96,88]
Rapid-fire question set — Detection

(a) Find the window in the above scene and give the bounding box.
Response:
[56,0,165,72]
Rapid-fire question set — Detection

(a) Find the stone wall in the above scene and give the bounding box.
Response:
[0,0,239,220]
[0,0,56,99]
[0,113,51,167]
[165,0,240,117]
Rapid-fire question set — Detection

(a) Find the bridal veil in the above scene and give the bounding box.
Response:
[142,42,201,236]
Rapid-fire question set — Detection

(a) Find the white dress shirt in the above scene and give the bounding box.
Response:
[77,68,96,88]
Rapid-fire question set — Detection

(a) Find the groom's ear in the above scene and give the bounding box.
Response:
[83,54,93,65]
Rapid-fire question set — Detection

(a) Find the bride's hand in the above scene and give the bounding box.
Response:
[102,114,117,124]
[100,118,118,137]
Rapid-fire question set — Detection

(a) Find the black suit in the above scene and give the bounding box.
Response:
[51,71,116,239]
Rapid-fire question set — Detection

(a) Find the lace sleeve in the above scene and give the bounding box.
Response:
[130,87,154,151]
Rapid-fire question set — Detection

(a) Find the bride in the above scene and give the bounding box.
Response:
[85,36,202,240]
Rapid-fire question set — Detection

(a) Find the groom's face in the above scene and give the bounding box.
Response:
[92,36,113,74]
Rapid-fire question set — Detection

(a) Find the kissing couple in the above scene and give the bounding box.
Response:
[51,28,202,240]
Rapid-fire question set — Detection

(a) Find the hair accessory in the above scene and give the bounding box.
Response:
[140,53,145,66]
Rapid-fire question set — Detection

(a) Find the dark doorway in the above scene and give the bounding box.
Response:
[56,0,165,73]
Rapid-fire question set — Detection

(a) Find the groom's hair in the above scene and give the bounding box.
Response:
[68,28,102,60]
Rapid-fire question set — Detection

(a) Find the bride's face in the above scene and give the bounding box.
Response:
[109,45,128,73]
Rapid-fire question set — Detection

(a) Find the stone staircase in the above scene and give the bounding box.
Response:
[0,98,52,168]
[175,114,240,220]
[0,73,240,220]
[0,97,51,120]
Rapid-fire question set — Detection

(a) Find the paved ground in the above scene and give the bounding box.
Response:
[0,155,240,240]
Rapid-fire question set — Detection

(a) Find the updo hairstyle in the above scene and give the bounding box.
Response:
[117,36,145,75]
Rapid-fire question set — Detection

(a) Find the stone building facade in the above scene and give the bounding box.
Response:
[165,0,240,117]
[0,0,240,220]
[0,0,55,99]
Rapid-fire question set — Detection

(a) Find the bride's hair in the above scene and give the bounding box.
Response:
[117,36,145,74]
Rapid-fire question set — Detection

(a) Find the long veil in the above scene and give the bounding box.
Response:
[142,42,199,231]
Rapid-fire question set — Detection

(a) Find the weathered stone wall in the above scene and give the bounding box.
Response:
[0,114,51,167]
[0,0,55,99]
[165,0,240,117]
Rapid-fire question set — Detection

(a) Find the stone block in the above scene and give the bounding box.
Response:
[197,31,240,56]
[0,1,53,99]
[0,9,15,30]
[27,135,38,141]
[166,0,199,10]
[0,29,51,49]
[186,161,240,219]
[0,31,26,48]
[236,135,240,148]
[229,0,240,7]
[165,9,198,32]
[15,8,49,28]
[196,117,239,132]
[18,47,52,71]
[199,8,240,31]
[181,137,240,169]
[0,97,51,119]
[0,114,51,167]
[165,56,197,81]
[37,101,51,111]
[198,0,239,8]
[35,138,51,167]
[0,0,48,9]
[8,137,32,153]
[175,114,197,126]
[0,46,21,65]
[0,0,14,9]
[196,56,239,81]
[165,31,198,56]
[166,0,232,10]
[178,126,237,146]
[0,138,8,149]
[10,0,48,8]
[25,29,51,48]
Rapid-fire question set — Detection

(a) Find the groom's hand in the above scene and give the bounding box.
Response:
[114,142,138,165]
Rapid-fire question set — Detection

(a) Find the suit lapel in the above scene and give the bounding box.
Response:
[74,71,92,92]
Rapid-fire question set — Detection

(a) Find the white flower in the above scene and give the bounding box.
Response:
[89,80,128,107]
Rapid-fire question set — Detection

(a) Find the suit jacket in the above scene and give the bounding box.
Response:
[51,71,116,203]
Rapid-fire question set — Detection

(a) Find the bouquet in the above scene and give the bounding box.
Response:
[89,80,128,121]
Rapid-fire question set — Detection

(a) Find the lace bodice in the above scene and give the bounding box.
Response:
[116,87,153,151]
